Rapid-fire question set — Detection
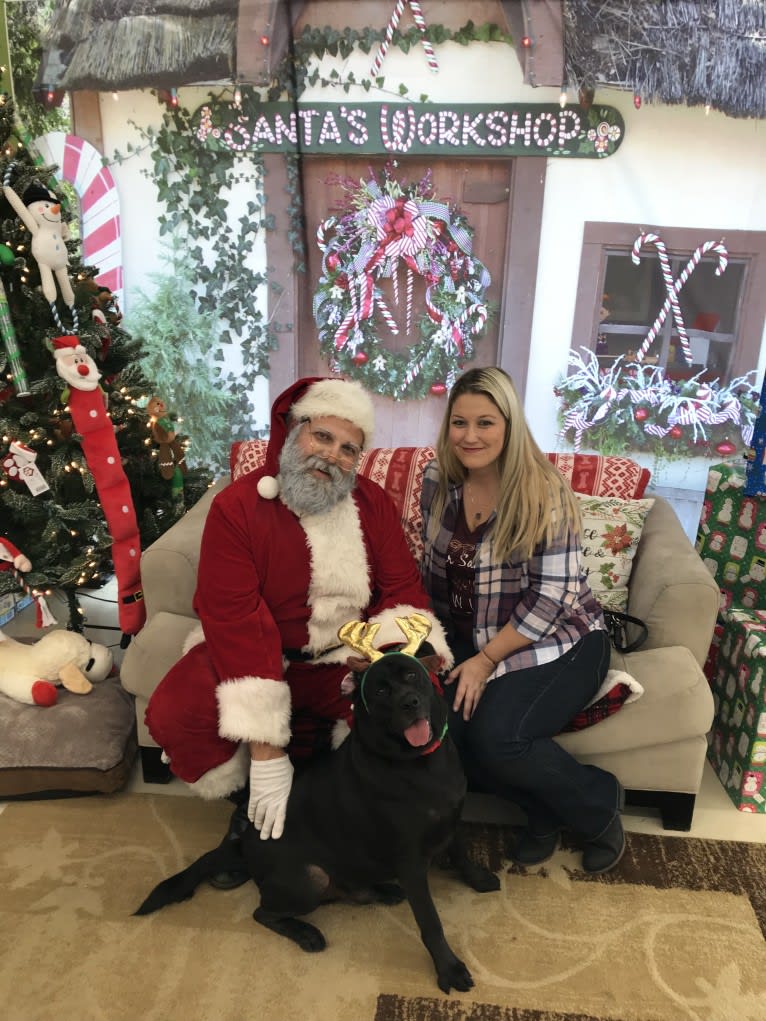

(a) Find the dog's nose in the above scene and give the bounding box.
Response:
[399,692,421,712]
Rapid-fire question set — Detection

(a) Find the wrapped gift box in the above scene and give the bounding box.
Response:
[696,462,766,617]
[706,610,766,812]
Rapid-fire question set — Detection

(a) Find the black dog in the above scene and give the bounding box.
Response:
[135,616,499,994]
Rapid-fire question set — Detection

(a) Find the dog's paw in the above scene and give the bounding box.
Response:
[253,909,327,953]
[373,882,406,905]
[465,865,500,893]
[437,958,474,994]
[459,861,500,894]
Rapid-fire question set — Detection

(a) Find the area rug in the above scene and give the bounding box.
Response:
[1,794,765,1021]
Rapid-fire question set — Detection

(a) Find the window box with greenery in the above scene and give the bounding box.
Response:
[556,224,766,460]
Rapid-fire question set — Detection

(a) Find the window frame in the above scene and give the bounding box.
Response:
[571,223,766,382]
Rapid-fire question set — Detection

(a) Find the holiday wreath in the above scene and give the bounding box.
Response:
[312,165,491,400]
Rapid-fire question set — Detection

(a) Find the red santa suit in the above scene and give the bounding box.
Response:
[145,378,451,799]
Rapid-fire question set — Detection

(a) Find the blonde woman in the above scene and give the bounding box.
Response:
[421,367,625,873]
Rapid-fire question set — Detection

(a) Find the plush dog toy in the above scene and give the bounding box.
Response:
[0,629,113,707]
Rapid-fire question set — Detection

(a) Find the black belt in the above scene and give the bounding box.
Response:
[283,644,344,663]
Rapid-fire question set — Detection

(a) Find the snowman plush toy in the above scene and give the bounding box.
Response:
[2,164,78,334]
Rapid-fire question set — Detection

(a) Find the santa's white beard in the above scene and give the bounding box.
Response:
[278,429,356,516]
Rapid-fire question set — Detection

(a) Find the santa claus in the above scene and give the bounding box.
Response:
[145,377,451,850]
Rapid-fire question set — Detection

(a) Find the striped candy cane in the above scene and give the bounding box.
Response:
[408,2,439,71]
[632,232,692,364]
[0,279,30,395]
[370,1,439,77]
[632,233,728,366]
[32,133,123,309]
[375,294,400,334]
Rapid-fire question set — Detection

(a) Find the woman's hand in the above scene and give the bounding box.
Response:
[446,654,494,720]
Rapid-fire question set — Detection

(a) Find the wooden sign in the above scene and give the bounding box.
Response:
[193,101,624,158]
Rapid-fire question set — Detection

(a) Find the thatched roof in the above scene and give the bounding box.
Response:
[37,1,766,120]
[38,0,238,91]
[563,0,766,119]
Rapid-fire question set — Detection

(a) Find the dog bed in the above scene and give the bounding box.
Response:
[0,675,137,798]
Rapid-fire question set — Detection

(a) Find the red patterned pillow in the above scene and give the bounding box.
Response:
[231,439,267,480]
[357,446,436,563]
[547,452,650,499]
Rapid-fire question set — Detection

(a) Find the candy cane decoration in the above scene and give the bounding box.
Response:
[631,233,728,366]
[371,1,439,77]
[0,537,57,627]
[0,279,30,395]
[32,133,124,309]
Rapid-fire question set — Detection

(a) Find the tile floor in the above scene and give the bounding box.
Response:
[3,580,766,844]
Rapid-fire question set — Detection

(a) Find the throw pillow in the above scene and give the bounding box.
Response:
[548,452,651,499]
[576,493,655,611]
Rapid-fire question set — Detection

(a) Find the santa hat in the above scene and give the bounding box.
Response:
[256,377,375,500]
[50,335,86,358]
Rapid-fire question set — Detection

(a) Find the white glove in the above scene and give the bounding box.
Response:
[247,756,294,840]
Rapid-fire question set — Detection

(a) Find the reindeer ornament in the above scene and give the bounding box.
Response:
[2,163,79,334]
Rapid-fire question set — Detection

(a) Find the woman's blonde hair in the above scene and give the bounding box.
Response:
[430,367,581,562]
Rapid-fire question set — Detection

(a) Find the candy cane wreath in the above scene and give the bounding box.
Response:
[313,168,491,400]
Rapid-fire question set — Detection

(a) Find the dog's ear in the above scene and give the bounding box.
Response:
[418,653,443,674]
[416,641,442,675]
[345,655,370,674]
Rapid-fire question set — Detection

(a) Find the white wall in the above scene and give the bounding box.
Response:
[95,41,766,474]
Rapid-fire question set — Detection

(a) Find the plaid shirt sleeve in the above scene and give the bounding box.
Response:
[475,525,604,672]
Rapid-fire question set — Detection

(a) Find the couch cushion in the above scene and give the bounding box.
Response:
[556,645,714,756]
[576,493,655,612]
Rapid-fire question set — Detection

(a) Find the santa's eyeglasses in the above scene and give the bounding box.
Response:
[301,419,361,472]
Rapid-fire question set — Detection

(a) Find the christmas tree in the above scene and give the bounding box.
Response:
[0,95,213,633]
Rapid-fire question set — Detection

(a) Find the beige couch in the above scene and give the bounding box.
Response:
[121,445,717,830]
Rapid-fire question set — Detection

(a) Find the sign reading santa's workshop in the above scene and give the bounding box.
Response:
[193,101,624,159]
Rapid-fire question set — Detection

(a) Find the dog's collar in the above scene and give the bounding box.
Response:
[418,719,449,756]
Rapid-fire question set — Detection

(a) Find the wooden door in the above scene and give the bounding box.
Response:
[297,156,512,448]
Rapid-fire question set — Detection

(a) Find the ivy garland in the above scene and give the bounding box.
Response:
[111,22,513,411]
[314,165,491,399]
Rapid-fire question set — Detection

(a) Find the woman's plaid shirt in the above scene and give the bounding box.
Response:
[420,460,605,676]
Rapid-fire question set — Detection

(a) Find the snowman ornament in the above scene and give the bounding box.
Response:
[3,164,79,334]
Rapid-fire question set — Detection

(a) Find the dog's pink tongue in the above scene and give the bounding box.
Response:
[404,719,432,747]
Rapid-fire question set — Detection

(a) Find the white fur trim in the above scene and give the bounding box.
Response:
[585,669,644,708]
[302,497,371,655]
[182,624,205,656]
[257,475,280,499]
[185,742,250,800]
[369,604,454,669]
[331,719,351,749]
[217,675,292,746]
[291,378,375,446]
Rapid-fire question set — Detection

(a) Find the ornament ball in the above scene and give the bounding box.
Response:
[430,382,447,396]
[0,244,16,266]
[715,438,737,456]
[352,351,368,366]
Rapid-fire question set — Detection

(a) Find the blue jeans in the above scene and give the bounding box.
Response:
[448,629,620,839]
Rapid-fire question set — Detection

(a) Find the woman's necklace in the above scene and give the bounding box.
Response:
[465,480,497,524]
